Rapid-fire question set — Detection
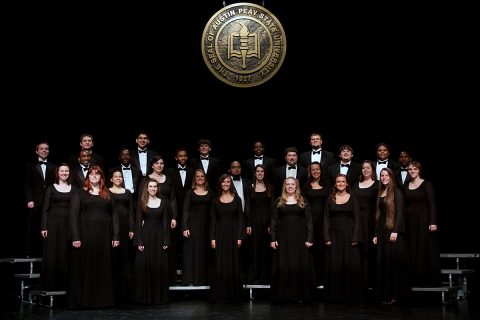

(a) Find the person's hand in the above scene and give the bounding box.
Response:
[389,232,398,242]
[170,219,177,229]
[163,245,168,250]
[183,230,190,238]
[270,241,278,249]
[237,240,242,248]
[246,227,252,235]
[325,241,331,246]
[351,242,358,246]
[138,245,145,252]
[373,237,377,245]
[305,241,313,248]
[72,241,81,248]
[429,224,437,232]
[211,240,216,249]
[128,231,134,239]
[27,201,34,209]
[41,230,47,238]
[112,240,120,247]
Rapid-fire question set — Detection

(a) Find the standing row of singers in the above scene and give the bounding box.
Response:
[35,150,439,307]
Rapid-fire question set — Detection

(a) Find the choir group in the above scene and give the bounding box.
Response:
[24,132,440,308]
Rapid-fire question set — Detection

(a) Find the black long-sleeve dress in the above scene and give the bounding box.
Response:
[352,181,379,289]
[376,189,410,302]
[40,185,76,291]
[209,196,245,303]
[270,200,315,303]
[404,180,441,286]
[302,184,329,286]
[131,195,171,304]
[247,189,274,284]
[182,189,213,285]
[68,189,119,309]
[323,195,363,303]
[110,190,135,303]
[139,175,179,284]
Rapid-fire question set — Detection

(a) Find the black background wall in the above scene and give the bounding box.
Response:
[4,2,474,257]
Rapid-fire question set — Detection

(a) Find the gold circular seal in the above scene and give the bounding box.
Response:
[201,2,287,88]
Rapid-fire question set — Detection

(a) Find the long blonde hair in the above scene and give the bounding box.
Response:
[277,177,305,208]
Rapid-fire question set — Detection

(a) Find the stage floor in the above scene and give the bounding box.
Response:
[0,295,476,320]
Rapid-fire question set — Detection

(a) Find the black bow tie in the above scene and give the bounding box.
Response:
[378,160,387,165]
[400,168,408,172]
[254,156,263,160]
[38,161,47,165]
[178,167,186,171]
[200,157,209,161]
[341,163,350,168]
[288,166,296,170]
[312,151,321,155]
[138,150,147,153]
[83,167,89,172]
[232,176,240,181]
[122,167,131,170]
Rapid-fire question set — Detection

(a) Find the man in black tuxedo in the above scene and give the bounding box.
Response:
[273,147,308,197]
[299,132,335,176]
[189,139,221,190]
[24,142,56,257]
[166,148,195,222]
[396,150,412,188]
[229,160,252,282]
[327,145,362,187]
[71,150,92,189]
[131,131,158,178]
[242,141,276,181]
[372,142,400,181]
[109,148,142,196]
[68,133,104,170]
[166,147,195,273]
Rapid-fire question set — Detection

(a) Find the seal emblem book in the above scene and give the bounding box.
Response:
[201,2,287,87]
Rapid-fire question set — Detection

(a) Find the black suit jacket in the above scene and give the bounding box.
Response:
[395,168,411,189]
[131,149,159,176]
[25,161,57,208]
[299,149,336,173]
[242,155,276,181]
[327,162,362,187]
[71,165,88,189]
[189,156,222,190]
[272,164,308,196]
[165,165,195,225]
[232,177,252,227]
[109,165,142,194]
[373,159,401,179]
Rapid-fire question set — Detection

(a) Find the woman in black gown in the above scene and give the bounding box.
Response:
[373,168,410,305]
[68,166,119,309]
[144,155,178,284]
[324,174,363,303]
[247,164,274,285]
[302,161,329,288]
[182,169,213,285]
[109,169,135,303]
[131,179,171,304]
[404,161,440,286]
[270,177,315,303]
[209,174,245,303]
[40,163,76,291]
[351,160,378,290]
